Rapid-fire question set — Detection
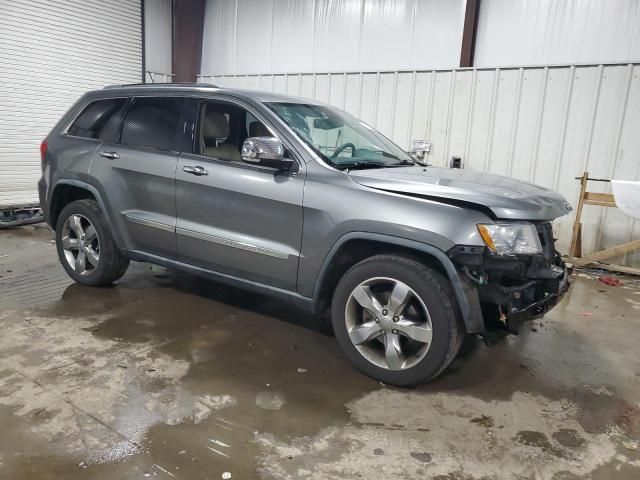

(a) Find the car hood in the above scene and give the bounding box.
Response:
[348,166,572,221]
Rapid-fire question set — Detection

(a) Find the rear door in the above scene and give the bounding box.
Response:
[89,96,185,259]
[175,97,305,291]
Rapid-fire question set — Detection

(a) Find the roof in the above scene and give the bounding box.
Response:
[104,82,219,89]
[101,82,321,104]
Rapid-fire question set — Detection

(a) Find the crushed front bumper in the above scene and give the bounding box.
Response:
[448,223,571,336]
[503,262,569,328]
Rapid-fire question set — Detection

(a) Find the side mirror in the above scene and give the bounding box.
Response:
[241,137,294,171]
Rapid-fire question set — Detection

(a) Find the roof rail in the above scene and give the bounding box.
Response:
[103,82,220,89]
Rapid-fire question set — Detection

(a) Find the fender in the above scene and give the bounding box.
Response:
[49,179,125,249]
[312,232,485,334]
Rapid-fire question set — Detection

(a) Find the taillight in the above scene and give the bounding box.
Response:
[40,140,48,169]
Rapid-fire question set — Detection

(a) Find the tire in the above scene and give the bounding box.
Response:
[331,254,464,387]
[55,199,129,287]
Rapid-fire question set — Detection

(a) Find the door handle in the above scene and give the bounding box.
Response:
[182,165,209,176]
[99,151,120,160]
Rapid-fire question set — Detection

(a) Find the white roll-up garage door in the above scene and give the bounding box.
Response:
[0,0,142,208]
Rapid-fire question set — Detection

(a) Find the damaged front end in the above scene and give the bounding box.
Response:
[449,222,570,341]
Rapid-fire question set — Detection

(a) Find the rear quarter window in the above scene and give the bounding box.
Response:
[67,98,126,141]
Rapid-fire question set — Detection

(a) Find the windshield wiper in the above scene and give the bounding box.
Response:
[340,161,390,171]
[393,159,416,166]
[410,157,428,166]
[340,159,417,172]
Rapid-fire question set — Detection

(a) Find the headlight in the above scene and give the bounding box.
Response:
[477,223,542,255]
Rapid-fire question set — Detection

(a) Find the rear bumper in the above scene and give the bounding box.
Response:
[38,176,49,226]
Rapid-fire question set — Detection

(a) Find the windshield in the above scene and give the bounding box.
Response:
[266,102,414,169]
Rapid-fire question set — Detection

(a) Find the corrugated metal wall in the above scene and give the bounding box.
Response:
[199,63,640,266]
[201,0,640,75]
[0,0,142,208]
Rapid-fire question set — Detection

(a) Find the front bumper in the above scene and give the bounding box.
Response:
[449,224,571,335]
[504,262,569,327]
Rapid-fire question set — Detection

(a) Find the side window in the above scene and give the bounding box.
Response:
[246,112,273,139]
[67,98,126,140]
[197,101,240,161]
[197,101,273,162]
[121,97,183,151]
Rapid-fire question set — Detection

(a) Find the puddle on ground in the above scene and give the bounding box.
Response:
[1,228,639,479]
[256,389,640,479]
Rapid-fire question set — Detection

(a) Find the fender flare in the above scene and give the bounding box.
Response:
[50,179,124,248]
[312,232,485,334]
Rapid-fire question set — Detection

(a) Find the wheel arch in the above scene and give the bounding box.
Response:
[49,180,123,248]
[312,232,484,334]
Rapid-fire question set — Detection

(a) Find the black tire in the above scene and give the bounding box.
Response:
[55,199,129,287]
[331,254,464,387]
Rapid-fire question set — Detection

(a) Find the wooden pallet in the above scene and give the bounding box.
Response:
[568,172,640,276]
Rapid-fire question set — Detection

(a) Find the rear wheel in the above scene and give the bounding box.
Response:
[331,254,464,386]
[55,199,129,286]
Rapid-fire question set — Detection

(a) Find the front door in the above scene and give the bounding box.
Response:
[90,96,185,259]
[175,98,304,291]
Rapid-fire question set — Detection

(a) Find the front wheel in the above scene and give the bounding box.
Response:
[55,199,129,286]
[331,254,464,386]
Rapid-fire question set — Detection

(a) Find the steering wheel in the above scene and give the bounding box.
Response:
[331,142,356,159]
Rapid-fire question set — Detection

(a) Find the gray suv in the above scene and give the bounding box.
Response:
[39,84,571,386]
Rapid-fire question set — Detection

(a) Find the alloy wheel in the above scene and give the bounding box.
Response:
[344,277,433,371]
[61,214,100,276]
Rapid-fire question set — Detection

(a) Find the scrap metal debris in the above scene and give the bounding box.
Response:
[470,415,495,428]
[209,438,231,448]
[153,464,176,478]
[599,275,622,286]
[207,446,229,458]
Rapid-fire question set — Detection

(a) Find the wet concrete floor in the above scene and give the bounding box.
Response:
[0,226,639,479]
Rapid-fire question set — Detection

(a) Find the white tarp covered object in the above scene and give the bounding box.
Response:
[612,180,640,220]
[201,0,467,76]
